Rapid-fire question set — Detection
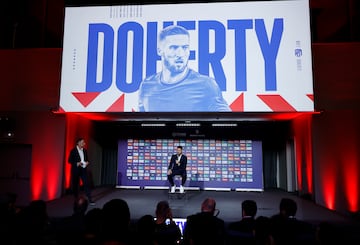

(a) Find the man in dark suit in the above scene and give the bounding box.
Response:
[270,198,314,245]
[227,200,257,245]
[68,138,95,205]
[167,146,187,193]
[228,199,257,233]
[183,198,225,245]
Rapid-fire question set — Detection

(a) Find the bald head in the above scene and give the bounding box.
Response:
[201,198,216,214]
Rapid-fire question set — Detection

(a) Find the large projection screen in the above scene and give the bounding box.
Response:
[117,139,263,191]
[60,0,314,112]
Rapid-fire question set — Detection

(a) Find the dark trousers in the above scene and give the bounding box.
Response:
[168,169,187,186]
[71,167,92,201]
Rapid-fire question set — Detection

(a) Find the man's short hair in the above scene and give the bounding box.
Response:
[159,25,189,42]
[177,146,183,150]
[279,198,297,217]
[242,200,257,217]
[103,198,130,231]
[76,138,84,145]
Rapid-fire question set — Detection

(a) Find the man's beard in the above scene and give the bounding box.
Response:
[164,58,188,75]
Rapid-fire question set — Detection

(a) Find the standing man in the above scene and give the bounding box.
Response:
[138,25,230,112]
[167,146,187,193]
[68,138,95,205]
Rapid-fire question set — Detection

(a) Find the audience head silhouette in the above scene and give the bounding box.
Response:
[102,198,130,241]
[201,198,216,215]
[279,198,297,217]
[155,200,171,221]
[242,199,257,218]
[73,195,89,216]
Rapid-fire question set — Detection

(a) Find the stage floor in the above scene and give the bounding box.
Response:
[46,187,353,225]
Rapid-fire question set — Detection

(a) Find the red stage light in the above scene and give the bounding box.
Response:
[322,159,337,210]
[343,147,359,212]
[292,114,313,194]
[30,161,44,200]
[323,176,336,210]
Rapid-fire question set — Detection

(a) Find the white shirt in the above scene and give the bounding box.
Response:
[77,146,85,163]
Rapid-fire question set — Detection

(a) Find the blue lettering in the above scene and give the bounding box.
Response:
[228,19,253,91]
[175,221,186,233]
[255,18,283,91]
[85,19,284,94]
[145,22,159,76]
[163,21,174,28]
[86,23,114,92]
[199,21,226,91]
[116,22,144,93]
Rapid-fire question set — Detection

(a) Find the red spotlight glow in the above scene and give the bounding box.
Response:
[320,157,337,210]
[343,146,359,212]
[292,114,313,194]
[28,112,66,201]
[46,163,61,200]
[30,160,44,200]
[295,150,303,192]
[324,182,336,210]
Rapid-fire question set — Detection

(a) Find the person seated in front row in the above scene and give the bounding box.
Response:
[227,200,257,245]
[153,200,182,245]
[183,198,225,245]
[228,199,258,233]
[270,198,314,245]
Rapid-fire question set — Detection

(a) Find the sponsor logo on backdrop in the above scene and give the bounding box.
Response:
[118,139,263,189]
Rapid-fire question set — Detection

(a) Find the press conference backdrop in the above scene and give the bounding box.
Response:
[60,0,314,112]
[117,139,263,190]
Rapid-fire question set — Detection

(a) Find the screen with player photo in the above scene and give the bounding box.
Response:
[60,1,314,113]
[117,139,263,190]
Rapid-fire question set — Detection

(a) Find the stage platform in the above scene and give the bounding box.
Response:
[46,187,354,226]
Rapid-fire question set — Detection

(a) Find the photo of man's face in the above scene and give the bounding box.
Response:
[158,34,190,76]
[177,147,182,155]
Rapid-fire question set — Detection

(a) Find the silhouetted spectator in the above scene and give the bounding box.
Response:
[135,214,156,245]
[73,195,89,216]
[229,199,257,233]
[153,201,182,245]
[316,222,337,245]
[227,200,257,245]
[184,198,225,245]
[254,216,274,245]
[0,193,17,244]
[55,195,89,244]
[16,200,54,244]
[84,208,103,244]
[101,198,131,244]
[270,198,314,245]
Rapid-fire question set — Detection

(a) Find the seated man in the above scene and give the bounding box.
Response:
[228,199,257,233]
[270,198,314,245]
[183,198,225,245]
[167,146,187,193]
